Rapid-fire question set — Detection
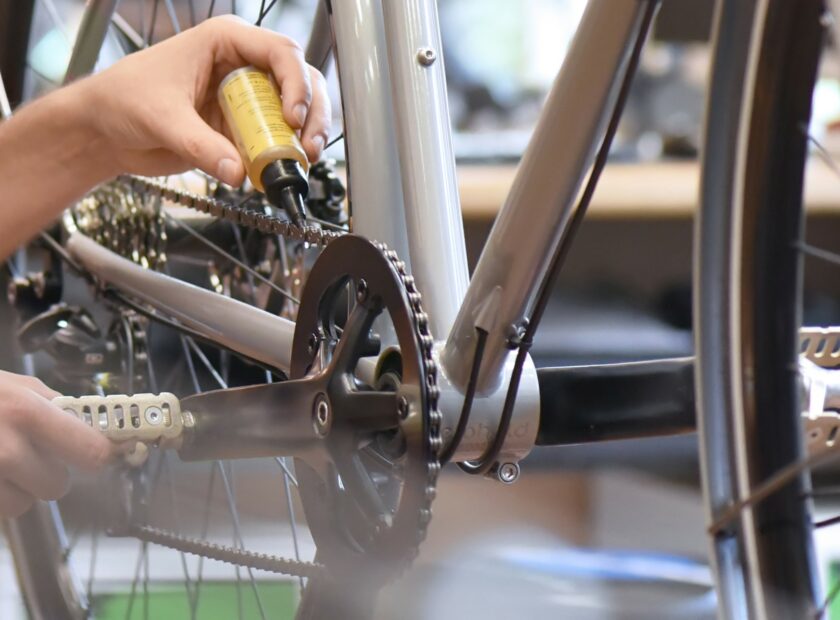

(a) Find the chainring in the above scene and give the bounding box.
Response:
[290,235,441,581]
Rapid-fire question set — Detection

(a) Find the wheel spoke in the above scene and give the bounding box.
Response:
[817,578,840,619]
[274,457,299,487]
[111,12,146,53]
[805,128,840,182]
[815,514,840,529]
[124,541,148,620]
[164,213,300,304]
[191,465,218,620]
[798,241,840,268]
[185,336,228,389]
[145,0,161,44]
[163,454,198,615]
[361,444,400,475]
[325,132,344,150]
[86,515,99,605]
[230,222,258,301]
[332,451,391,528]
[143,538,150,620]
[217,462,269,620]
[708,447,839,535]
[163,0,181,34]
[38,0,71,43]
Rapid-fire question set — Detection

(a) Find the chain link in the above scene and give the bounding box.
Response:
[121,175,344,247]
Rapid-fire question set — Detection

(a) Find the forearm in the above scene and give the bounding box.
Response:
[0,81,115,261]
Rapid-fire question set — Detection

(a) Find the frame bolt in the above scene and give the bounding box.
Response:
[416,47,436,66]
[356,278,368,304]
[397,396,410,419]
[497,462,520,484]
[505,320,529,349]
[313,394,331,436]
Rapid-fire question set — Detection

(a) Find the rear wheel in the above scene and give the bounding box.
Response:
[0,3,398,620]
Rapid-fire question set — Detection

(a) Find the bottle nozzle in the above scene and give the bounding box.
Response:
[277,186,307,228]
[261,160,309,227]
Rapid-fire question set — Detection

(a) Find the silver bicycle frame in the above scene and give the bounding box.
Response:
[441,0,650,393]
[64,0,647,462]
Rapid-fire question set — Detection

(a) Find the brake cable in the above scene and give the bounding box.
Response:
[454,0,662,475]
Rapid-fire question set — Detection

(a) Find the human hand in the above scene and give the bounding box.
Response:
[0,371,114,518]
[73,15,331,187]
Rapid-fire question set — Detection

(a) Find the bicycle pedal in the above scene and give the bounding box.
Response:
[53,392,193,451]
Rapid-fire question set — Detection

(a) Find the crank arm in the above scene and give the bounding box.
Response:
[177,379,327,462]
[56,374,354,465]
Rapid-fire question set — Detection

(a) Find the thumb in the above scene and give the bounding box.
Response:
[164,110,245,186]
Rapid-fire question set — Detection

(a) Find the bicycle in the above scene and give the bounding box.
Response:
[0,0,835,618]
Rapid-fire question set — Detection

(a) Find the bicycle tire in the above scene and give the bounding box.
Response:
[696,1,824,617]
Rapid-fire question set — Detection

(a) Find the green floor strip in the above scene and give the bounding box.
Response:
[94,580,297,620]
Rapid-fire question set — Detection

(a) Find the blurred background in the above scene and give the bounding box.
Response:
[4,0,840,618]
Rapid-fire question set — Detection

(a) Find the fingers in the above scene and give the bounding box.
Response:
[301,66,331,163]
[159,110,245,186]
[0,370,60,400]
[0,481,35,518]
[205,16,314,129]
[12,390,115,472]
[0,436,69,501]
[270,46,312,130]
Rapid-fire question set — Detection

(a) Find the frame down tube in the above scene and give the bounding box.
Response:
[441,0,651,393]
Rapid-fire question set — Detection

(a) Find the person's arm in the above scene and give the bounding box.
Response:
[0,14,331,261]
[0,16,331,517]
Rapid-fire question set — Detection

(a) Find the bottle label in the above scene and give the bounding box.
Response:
[219,68,303,164]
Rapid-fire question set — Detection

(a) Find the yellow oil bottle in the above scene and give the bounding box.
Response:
[218,66,309,226]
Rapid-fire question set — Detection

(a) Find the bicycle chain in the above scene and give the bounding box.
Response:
[121,175,344,246]
[106,175,441,580]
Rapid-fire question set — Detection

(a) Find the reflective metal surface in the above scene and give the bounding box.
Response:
[440,0,649,393]
[434,343,539,463]
[381,0,469,339]
[329,0,412,277]
[64,0,118,83]
[66,231,296,373]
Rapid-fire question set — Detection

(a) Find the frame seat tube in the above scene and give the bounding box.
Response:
[441,0,650,393]
[381,0,470,338]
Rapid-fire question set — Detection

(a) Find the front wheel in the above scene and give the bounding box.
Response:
[696,0,826,617]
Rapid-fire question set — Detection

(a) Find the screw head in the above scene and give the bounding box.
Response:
[313,394,331,436]
[356,278,368,304]
[397,396,410,419]
[145,406,163,426]
[505,320,529,349]
[417,47,437,66]
[497,462,520,484]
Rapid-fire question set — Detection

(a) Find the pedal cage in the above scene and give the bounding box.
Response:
[54,392,192,455]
